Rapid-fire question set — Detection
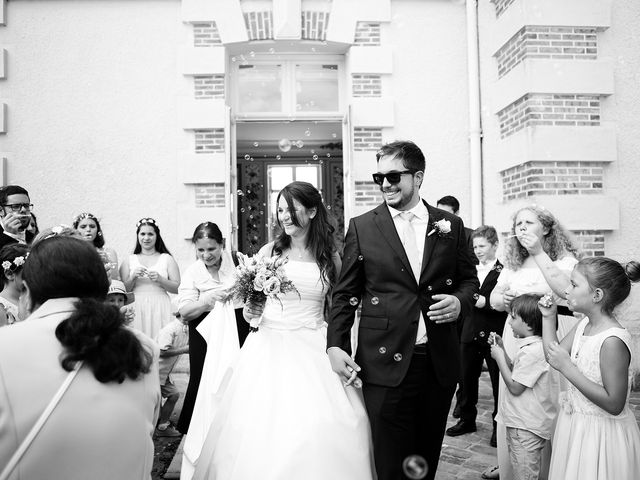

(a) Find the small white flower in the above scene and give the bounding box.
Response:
[51,226,64,235]
[435,219,451,234]
[13,256,26,267]
[1,261,11,270]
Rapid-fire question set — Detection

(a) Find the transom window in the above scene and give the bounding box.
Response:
[234,57,342,117]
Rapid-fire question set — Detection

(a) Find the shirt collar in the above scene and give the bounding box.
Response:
[388,201,429,222]
[519,335,542,348]
[477,258,498,270]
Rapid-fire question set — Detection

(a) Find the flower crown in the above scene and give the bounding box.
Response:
[137,217,157,228]
[75,212,97,223]
[2,253,28,272]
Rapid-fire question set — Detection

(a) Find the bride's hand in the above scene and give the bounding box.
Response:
[243,302,265,322]
[328,347,361,385]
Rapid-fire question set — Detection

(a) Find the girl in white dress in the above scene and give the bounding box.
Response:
[540,257,640,480]
[120,218,180,339]
[190,182,374,480]
[0,243,29,326]
[489,206,580,480]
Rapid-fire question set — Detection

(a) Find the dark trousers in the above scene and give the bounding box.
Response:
[362,346,456,480]
[458,341,499,424]
[177,309,250,434]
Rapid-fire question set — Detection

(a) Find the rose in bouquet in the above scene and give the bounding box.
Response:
[229,253,298,331]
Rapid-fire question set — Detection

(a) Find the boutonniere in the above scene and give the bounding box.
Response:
[427,219,452,237]
[492,264,503,273]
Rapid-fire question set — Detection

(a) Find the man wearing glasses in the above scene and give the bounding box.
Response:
[328,141,478,480]
[0,185,35,248]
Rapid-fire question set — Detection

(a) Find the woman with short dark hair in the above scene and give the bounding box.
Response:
[0,235,160,480]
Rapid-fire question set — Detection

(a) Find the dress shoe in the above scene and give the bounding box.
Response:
[446,420,477,437]
[490,427,497,447]
[452,404,461,419]
[155,425,181,437]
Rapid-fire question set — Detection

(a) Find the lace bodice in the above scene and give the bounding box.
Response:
[261,260,327,330]
[566,318,632,417]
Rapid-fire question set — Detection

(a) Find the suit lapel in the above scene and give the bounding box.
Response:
[372,204,415,280]
[481,260,503,290]
[420,202,439,279]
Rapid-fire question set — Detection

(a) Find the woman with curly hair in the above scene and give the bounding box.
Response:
[0,236,159,480]
[485,205,580,480]
[190,181,374,480]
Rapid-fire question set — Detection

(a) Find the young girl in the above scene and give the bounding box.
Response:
[73,212,119,280]
[0,244,29,326]
[540,257,640,480]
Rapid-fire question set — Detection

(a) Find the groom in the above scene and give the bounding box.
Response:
[327,141,479,480]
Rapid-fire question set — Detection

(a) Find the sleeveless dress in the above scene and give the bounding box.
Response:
[190,261,374,480]
[129,253,173,339]
[548,318,640,480]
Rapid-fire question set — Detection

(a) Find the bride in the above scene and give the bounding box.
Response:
[190,181,374,480]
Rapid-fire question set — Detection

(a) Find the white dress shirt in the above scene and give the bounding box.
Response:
[388,202,429,343]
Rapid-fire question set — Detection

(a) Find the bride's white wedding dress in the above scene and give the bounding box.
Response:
[191,260,375,480]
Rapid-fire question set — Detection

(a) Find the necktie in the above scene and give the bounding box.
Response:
[401,211,427,343]
[401,211,420,281]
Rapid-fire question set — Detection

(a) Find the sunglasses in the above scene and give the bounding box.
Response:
[372,170,418,186]
[137,217,157,228]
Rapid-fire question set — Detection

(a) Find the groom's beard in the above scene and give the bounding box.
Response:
[381,184,416,210]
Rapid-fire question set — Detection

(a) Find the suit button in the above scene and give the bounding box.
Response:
[394,353,402,362]
[371,297,379,305]
[446,278,453,286]
[379,347,387,354]
[427,286,433,291]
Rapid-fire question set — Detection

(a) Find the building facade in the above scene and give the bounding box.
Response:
[0,0,638,269]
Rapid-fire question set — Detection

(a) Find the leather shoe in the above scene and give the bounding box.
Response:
[490,427,497,447]
[446,420,476,437]
[155,425,181,437]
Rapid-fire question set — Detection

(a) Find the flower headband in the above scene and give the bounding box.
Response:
[137,217,157,228]
[2,253,28,272]
[41,224,74,241]
[75,212,97,223]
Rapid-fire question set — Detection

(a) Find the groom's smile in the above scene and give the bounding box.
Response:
[376,154,423,211]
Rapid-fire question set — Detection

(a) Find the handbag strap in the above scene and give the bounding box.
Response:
[0,361,83,480]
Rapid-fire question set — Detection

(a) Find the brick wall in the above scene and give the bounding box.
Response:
[194,75,225,100]
[498,94,601,138]
[354,22,380,46]
[355,181,383,207]
[244,11,273,40]
[353,127,382,151]
[301,11,329,41]
[194,183,226,208]
[352,75,382,97]
[501,161,605,200]
[193,22,221,47]
[195,129,224,153]
[572,230,605,257]
[496,26,598,78]
[492,0,517,18]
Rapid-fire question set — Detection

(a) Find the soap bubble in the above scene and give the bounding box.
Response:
[240,208,245,213]
[313,154,318,160]
[278,138,292,153]
[332,133,337,138]
[304,129,311,137]
[268,47,276,54]
[326,153,331,157]
[295,140,304,148]
[402,455,428,480]
[231,56,237,62]
[249,51,255,58]
[253,141,259,147]
[237,190,244,196]
[244,154,250,160]
[276,155,282,160]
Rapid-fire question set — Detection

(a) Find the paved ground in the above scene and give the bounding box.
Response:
[153,359,640,480]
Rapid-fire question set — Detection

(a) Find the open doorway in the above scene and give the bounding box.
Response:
[236,121,343,254]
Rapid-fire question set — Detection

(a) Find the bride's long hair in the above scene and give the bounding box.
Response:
[273,182,337,300]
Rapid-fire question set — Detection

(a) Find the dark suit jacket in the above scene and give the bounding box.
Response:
[461,259,508,344]
[327,201,479,388]
[0,227,33,249]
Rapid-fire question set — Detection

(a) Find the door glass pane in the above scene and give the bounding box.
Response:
[237,64,282,113]
[295,165,319,185]
[295,64,339,112]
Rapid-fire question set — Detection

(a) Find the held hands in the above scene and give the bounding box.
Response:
[427,294,461,324]
[327,347,362,388]
[243,300,266,322]
[546,341,571,372]
[147,270,161,283]
[131,266,148,279]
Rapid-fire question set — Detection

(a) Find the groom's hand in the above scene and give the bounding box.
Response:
[328,347,361,385]
[427,294,461,324]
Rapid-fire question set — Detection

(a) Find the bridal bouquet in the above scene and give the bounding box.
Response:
[230,252,298,331]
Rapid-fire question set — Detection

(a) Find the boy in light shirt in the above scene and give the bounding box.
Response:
[490,294,557,480]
